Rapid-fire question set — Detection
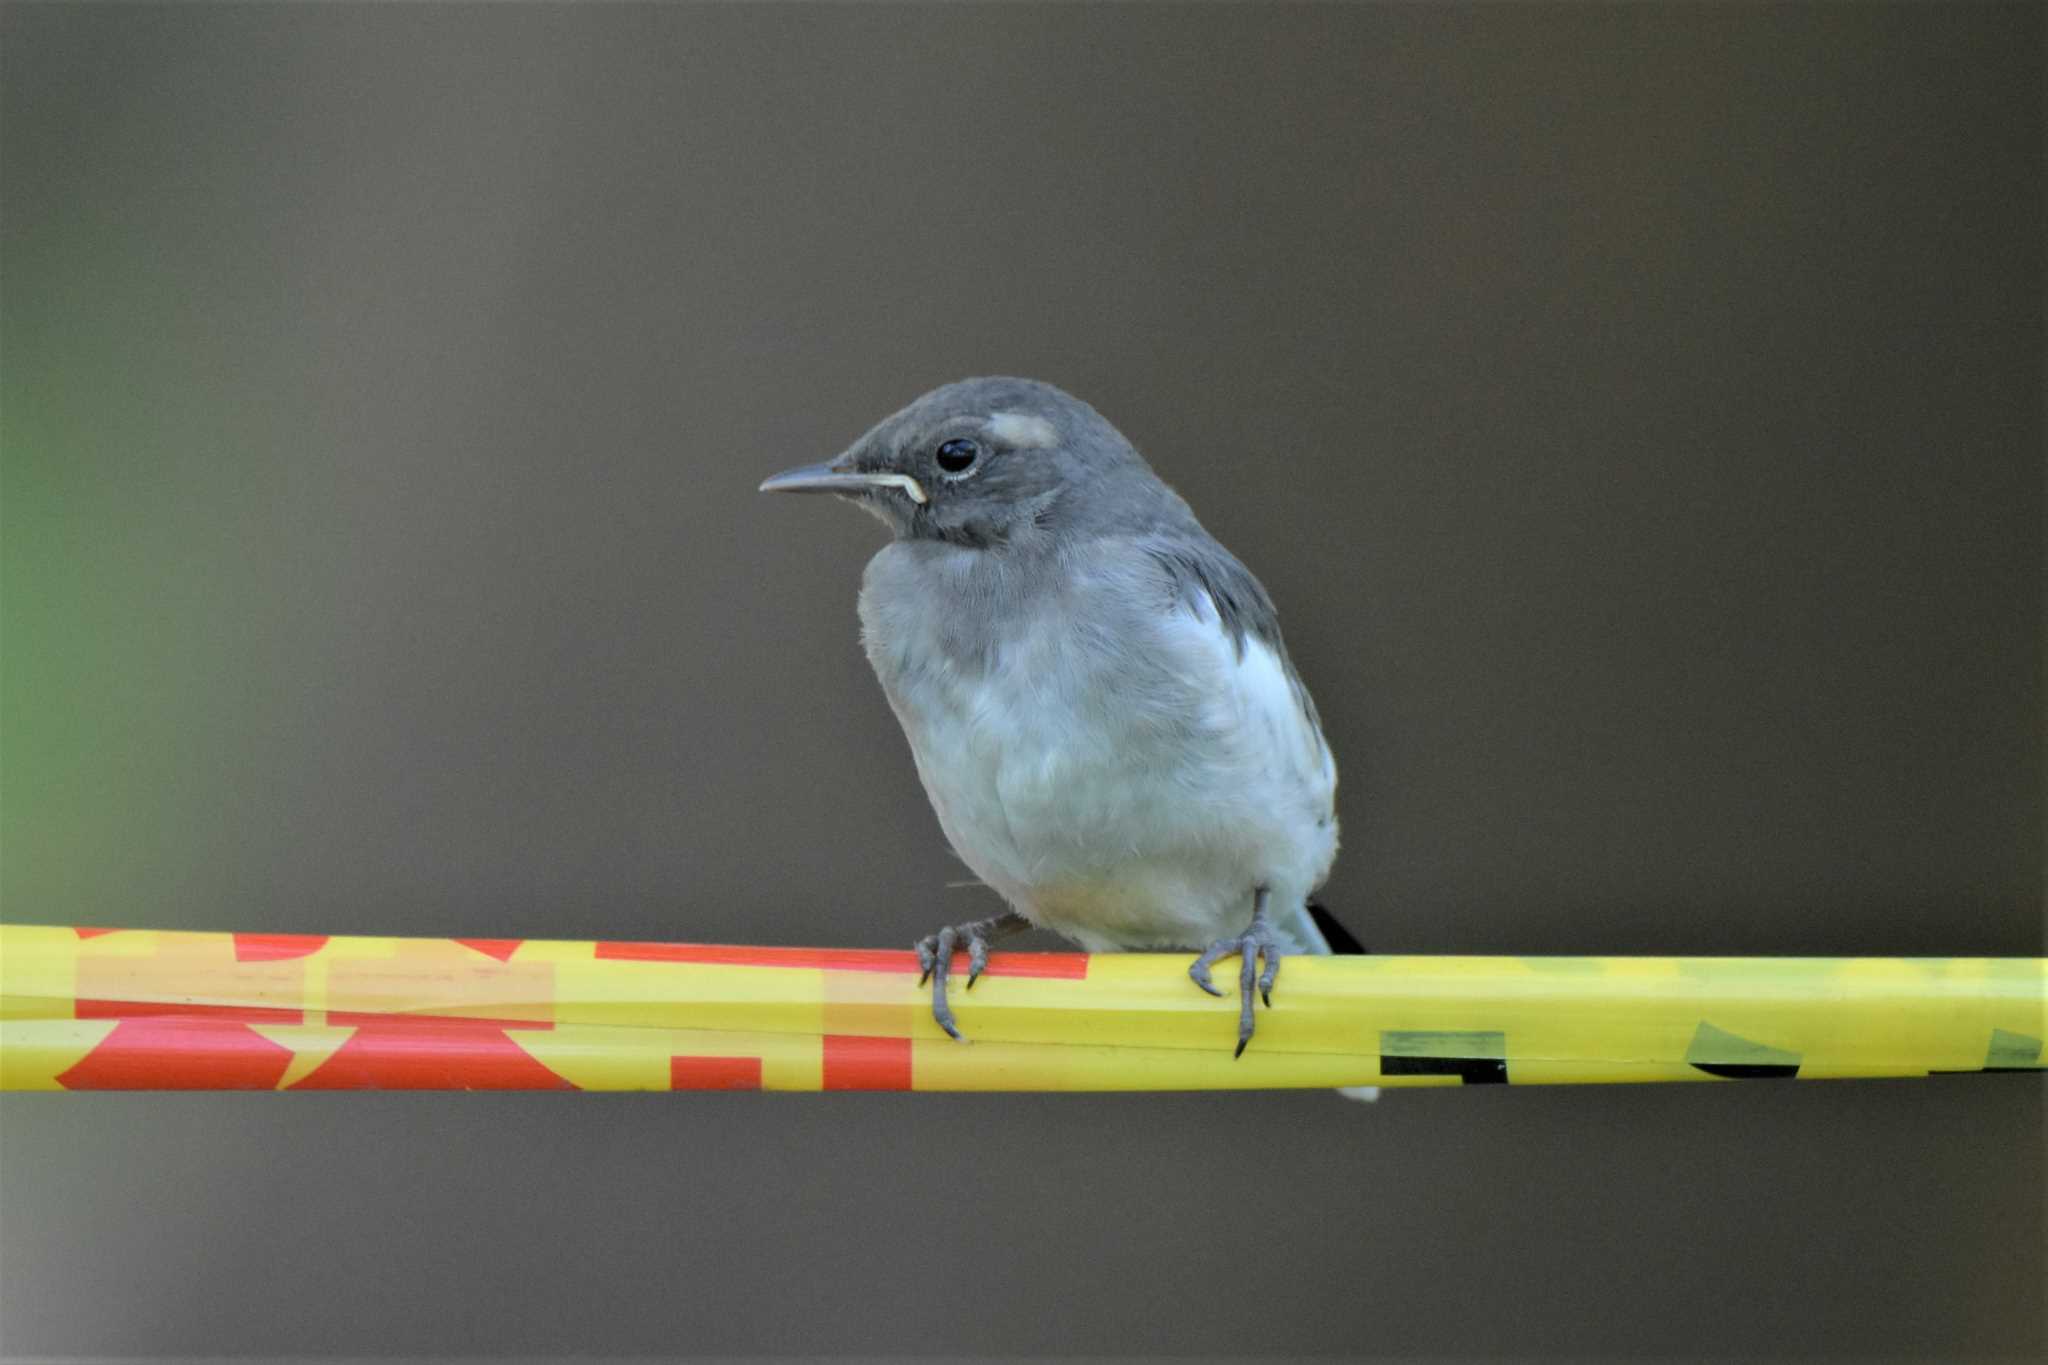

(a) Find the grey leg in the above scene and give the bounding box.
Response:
[1187,886,1283,1057]
[913,911,1030,1041]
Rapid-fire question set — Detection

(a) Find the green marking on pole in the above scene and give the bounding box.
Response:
[1686,1021,1801,1079]
[1380,1030,1506,1059]
[1984,1029,2042,1069]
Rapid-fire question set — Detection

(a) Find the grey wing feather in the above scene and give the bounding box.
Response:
[1140,534,1328,750]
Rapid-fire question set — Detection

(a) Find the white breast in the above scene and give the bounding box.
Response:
[860,545,1337,951]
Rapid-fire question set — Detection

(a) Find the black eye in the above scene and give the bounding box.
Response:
[935,438,980,475]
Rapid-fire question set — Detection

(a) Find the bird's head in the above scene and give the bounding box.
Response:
[759,376,1169,546]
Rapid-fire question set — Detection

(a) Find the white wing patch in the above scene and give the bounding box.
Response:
[1173,591,1335,796]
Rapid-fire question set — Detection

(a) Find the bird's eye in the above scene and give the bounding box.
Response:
[935,438,980,476]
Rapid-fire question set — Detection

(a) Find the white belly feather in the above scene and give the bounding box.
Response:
[859,547,1337,951]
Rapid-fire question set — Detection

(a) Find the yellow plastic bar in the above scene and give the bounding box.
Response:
[1,924,2041,1091]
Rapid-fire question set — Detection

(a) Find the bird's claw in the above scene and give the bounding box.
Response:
[913,918,1003,1042]
[1188,909,1284,1057]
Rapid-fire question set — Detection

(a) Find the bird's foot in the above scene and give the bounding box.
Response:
[913,912,1027,1041]
[1188,889,1281,1058]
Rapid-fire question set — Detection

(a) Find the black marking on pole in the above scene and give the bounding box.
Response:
[1379,1030,1508,1084]
[1686,1021,1800,1079]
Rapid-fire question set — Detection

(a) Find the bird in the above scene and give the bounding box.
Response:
[759,376,1368,1070]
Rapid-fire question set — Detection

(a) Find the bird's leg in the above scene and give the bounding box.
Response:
[1188,886,1283,1058]
[913,910,1030,1041]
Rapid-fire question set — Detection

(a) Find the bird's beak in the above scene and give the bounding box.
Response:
[757,461,928,505]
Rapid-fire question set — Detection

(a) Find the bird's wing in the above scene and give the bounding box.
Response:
[1138,534,1329,761]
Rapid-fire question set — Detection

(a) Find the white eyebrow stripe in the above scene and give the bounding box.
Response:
[985,411,1059,449]
[864,472,928,504]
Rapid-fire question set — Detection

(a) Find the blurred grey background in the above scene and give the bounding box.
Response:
[1,2,2040,1360]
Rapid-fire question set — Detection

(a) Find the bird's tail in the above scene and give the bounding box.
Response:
[1306,899,1367,954]
[1278,897,1367,956]
[1282,898,1379,1102]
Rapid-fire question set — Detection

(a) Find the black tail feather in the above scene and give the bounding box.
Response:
[1307,899,1368,955]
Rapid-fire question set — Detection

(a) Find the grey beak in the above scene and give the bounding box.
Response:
[758,461,929,505]
[758,461,865,496]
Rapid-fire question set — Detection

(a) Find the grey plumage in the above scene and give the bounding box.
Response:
[761,377,1365,1079]
[1144,537,1328,752]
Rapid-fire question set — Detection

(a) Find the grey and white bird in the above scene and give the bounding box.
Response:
[760,377,1367,1064]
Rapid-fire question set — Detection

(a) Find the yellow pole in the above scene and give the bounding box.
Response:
[2,923,2040,1091]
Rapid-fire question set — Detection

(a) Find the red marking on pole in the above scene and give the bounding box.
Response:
[231,932,329,962]
[74,927,123,939]
[453,938,524,962]
[325,1011,551,1032]
[595,941,1090,980]
[669,1055,763,1090]
[58,1018,294,1090]
[822,1035,913,1091]
[77,998,300,1024]
[291,1018,575,1090]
